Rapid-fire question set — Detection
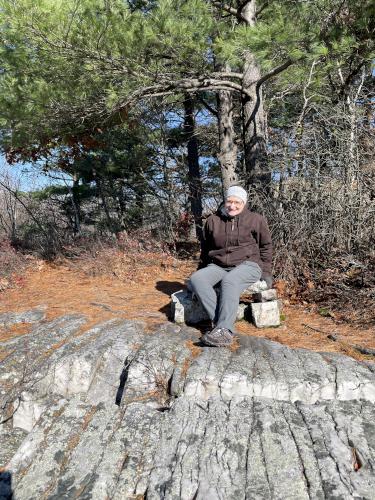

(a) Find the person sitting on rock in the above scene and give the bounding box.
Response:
[189,185,273,347]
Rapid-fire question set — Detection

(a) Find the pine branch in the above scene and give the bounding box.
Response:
[256,58,294,87]
[256,1,270,18]
[212,0,247,22]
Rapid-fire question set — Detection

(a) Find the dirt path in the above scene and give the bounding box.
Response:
[0,255,374,361]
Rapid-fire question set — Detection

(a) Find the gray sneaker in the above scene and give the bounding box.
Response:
[201,326,234,347]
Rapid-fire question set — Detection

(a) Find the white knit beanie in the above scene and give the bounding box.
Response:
[225,186,248,204]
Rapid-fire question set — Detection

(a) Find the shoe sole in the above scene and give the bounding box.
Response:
[201,336,233,347]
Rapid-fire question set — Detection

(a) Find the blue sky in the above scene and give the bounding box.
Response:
[0,155,67,191]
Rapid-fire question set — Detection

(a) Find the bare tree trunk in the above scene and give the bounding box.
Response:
[134,187,144,227]
[217,84,238,194]
[69,174,81,236]
[116,180,127,229]
[184,95,203,242]
[0,172,19,242]
[337,66,365,252]
[241,0,270,190]
[93,169,113,231]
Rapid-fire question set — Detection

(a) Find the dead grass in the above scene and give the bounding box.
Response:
[0,239,35,292]
[236,303,375,357]
[81,406,98,431]
[0,322,32,342]
[229,336,241,352]
[185,340,202,359]
[0,253,193,332]
[181,357,192,379]
[128,389,163,404]
[277,254,375,328]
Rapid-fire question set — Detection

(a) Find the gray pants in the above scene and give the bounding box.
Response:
[189,261,262,332]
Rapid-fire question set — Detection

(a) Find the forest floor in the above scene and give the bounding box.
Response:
[0,246,374,363]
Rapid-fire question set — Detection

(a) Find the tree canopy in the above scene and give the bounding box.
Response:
[1,0,373,157]
[0,0,373,273]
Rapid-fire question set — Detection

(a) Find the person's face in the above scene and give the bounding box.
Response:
[225,196,245,217]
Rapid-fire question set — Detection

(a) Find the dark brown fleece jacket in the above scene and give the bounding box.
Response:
[198,206,272,276]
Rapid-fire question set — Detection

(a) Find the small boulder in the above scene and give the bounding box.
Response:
[251,300,281,328]
[253,288,278,302]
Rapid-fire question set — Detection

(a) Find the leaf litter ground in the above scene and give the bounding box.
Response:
[0,248,373,363]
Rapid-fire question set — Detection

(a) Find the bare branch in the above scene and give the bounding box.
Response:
[0,180,52,240]
[113,77,252,115]
[197,96,219,117]
[211,71,244,79]
[294,59,318,134]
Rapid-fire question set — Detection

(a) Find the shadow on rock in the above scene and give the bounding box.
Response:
[158,303,172,321]
[155,280,185,296]
[0,471,13,500]
[115,359,131,406]
[156,280,185,321]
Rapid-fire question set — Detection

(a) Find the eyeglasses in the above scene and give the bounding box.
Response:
[225,199,244,207]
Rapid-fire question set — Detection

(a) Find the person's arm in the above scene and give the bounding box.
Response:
[258,216,273,285]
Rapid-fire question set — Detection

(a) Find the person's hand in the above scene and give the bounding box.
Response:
[262,274,273,289]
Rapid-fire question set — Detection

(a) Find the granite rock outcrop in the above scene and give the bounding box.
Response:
[1,310,374,499]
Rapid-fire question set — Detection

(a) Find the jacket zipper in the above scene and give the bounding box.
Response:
[226,218,235,266]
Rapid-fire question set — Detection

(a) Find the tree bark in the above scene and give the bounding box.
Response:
[70,174,81,236]
[116,180,127,229]
[93,169,113,231]
[217,68,238,194]
[240,0,270,190]
[134,187,144,228]
[183,95,203,242]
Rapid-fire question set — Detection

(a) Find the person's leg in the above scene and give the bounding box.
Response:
[188,264,226,322]
[216,261,262,332]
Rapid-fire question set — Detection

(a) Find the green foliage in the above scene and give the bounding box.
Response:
[215,0,374,75]
[0,0,215,153]
[318,307,334,318]
[30,183,95,201]
[0,0,373,216]
[0,0,373,158]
